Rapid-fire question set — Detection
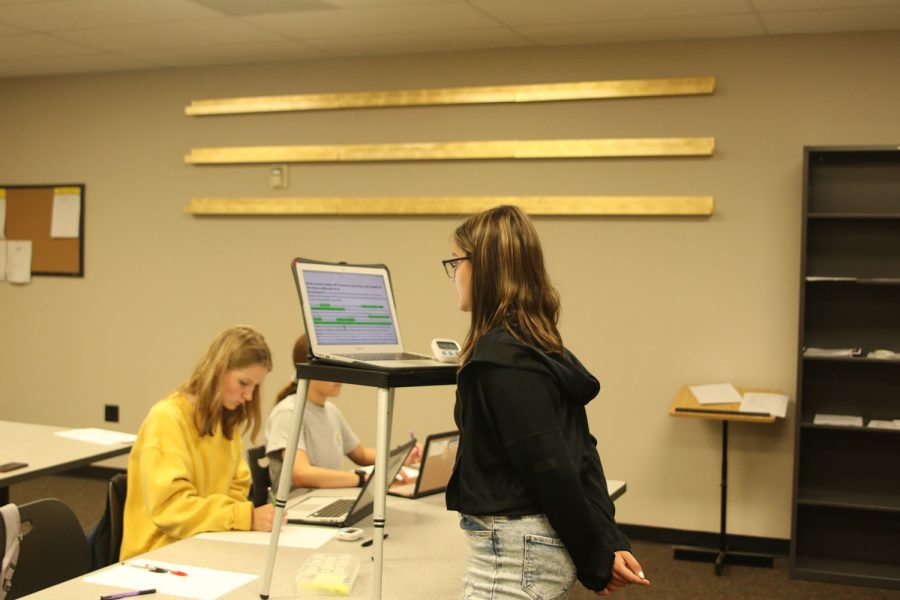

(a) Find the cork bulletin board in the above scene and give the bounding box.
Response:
[2,184,84,276]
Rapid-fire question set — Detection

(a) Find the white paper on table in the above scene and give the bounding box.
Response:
[5,240,31,284]
[740,392,789,418]
[689,383,742,405]
[50,189,81,238]
[0,242,6,282]
[84,560,256,600]
[0,195,6,238]
[895,419,900,427]
[813,413,863,427]
[54,427,136,445]
[195,524,337,549]
[867,420,899,429]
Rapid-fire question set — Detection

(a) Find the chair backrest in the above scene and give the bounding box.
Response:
[1,503,21,600]
[88,472,127,570]
[7,498,90,599]
[247,445,272,507]
[108,473,127,563]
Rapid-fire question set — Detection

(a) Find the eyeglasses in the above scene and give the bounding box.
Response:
[442,255,470,279]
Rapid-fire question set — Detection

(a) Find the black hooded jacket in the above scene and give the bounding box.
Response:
[445,327,630,591]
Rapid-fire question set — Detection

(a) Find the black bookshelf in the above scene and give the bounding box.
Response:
[792,147,900,589]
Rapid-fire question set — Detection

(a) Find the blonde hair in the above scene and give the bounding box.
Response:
[454,205,562,363]
[178,325,272,440]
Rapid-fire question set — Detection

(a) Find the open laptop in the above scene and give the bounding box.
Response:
[286,438,415,527]
[389,430,459,499]
[292,258,458,371]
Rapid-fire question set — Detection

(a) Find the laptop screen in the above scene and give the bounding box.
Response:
[294,260,406,354]
[303,269,399,346]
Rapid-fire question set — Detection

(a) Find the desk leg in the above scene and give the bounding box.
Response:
[672,420,773,575]
[372,387,394,600]
[259,378,310,600]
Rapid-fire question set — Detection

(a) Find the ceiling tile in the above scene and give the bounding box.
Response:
[128,40,328,66]
[0,0,221,32]
[470,0,752,26]
[0,22,26,35]
[752,0,900,11]
[761,6,900,33]
[516,14,765,45]
[189,0,336,17]
[328,0,451,6]
[0,51,154,78]
[244,3,498,39]
[0,0,70,4]
[53,18,283,51]
[307,27,531,57]
[0,32,99,59]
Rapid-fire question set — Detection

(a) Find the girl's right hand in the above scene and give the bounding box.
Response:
[595,551,650,595]
[251,503,282,531]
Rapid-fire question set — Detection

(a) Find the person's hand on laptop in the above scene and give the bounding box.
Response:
[389,468,415,488]
[404,443,423,466]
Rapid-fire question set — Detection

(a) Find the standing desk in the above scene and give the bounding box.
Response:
[0,420,133,505]
[260,362,457,600]
[669,385,778,575]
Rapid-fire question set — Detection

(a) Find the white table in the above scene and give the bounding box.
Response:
[262,363,457,600]
[0,420,134,505]
[21,481,626,600]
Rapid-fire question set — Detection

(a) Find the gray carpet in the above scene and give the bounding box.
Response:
[9,473,900,600]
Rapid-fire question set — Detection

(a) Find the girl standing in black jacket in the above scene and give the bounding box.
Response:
[443,205,649,598]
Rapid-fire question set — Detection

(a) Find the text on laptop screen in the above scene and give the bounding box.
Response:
[303,270,399,346]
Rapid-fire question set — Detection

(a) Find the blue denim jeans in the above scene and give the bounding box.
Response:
[459,514,577,600]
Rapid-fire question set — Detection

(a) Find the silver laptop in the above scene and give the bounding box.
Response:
[292,258,457,371]
[286,439,415,527]
[389,430,459,499]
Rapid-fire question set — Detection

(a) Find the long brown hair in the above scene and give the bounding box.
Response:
[178,325,272,441]
[274,334,309,404]
[454,204,562,363]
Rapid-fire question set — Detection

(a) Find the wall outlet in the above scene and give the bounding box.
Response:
[269,164,288,189]
[105,404,119,423]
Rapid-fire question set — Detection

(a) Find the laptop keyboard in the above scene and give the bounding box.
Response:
[344,352,428,361]
[311,498,355,518]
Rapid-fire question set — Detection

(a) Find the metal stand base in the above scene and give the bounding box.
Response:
[671,420,774,576]
[673,545,773,575]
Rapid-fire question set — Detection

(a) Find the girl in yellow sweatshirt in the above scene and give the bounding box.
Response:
[120,325,278,560]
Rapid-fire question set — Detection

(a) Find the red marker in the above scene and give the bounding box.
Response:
[125,562,189,577]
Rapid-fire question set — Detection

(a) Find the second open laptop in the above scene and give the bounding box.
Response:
[286,438,415,527]
[389,430,459,499]
[292,258,457,371]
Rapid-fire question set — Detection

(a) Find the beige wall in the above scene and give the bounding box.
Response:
[2,31,899,540]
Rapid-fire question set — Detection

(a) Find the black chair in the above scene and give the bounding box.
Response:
[8,498,90,599]
[247,445,272,507]
[107,473,127,563]
[88,472,127,570]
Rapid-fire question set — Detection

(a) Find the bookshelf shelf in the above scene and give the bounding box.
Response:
[792,146,900,590]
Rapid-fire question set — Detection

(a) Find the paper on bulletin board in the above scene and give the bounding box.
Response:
[0,242,6,282]
[6,240,31,284]
[50,187,81,239]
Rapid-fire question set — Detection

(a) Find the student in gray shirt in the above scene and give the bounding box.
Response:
[264,335,417,493]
